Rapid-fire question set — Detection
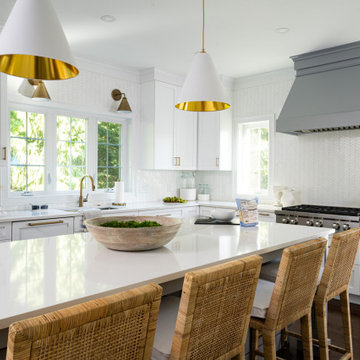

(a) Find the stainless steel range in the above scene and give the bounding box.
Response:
[275,205,360,233]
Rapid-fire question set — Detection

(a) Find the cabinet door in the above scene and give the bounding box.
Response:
[0,74,8,167]
[182,206,199,219]
[12,217,74,241]
[139,209,183,218]
[174,106,197,170]
[0,222,11,241]
[154,82,176,170]
[349,265,360,295]
[197,113,220,170]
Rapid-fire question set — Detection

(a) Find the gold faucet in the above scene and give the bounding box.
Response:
[79,175,96,207]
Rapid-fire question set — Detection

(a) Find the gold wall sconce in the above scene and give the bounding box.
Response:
[111,89,132,113]
[18,79,51,101]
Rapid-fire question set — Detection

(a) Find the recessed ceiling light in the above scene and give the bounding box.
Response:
[276,27,290,34]
[100,15,116,23]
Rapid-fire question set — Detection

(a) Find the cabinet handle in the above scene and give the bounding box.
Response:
[258,213,270,217]
[28,220,64,227]
[178,157,181,166]
[157,214,171,217]
[216,157,219,167]
[2,147,6,161]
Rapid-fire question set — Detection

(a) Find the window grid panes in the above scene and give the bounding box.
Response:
[97,121,122,189]
[237,120,269,195]
[10,110,45,192]
[56,116,87,191]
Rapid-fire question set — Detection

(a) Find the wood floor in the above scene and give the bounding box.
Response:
[278,299,360,360]
[0,299,358,360]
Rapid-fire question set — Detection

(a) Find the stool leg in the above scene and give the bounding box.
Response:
[315,302,329,360]
[232,349,245,360]
[340,289,353,357]
[262,329,276,360]
[301,313,313,360]
[250,328,259,360]
[281,327,288,348]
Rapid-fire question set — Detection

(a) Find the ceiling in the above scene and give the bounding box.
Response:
[1,0,360,78]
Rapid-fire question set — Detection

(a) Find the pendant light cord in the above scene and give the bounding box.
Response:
[201,0,205,52]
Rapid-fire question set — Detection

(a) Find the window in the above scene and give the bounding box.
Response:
[97,121,122,189]
[236,119,270,196]
[6,107,127,199]
[56,116,87,190]
[10,110,45,192]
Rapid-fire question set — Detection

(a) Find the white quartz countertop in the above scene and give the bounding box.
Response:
[0,201,278,223]
[0,222,333,329]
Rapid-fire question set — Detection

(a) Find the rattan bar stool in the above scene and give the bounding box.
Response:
[250,238,327,360]
[6,283,162,360]
[285,227,360,360]
[152,255,262,360]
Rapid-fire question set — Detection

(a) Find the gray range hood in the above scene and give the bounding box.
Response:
[277,41,360,134]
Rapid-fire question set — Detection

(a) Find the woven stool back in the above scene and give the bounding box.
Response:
[170,254,262,360]
[265,238,327,331]
[316,227,360,303]
[6,283,162,360]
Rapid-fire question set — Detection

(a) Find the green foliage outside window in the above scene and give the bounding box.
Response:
[57,116,87,190]
[97,122,121,189]
[10,111,45,192]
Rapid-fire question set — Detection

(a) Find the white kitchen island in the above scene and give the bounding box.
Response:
[0,222,334,330]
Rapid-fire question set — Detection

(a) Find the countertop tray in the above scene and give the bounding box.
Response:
[194,218,240,225]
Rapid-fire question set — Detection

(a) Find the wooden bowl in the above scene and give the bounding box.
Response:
[84,216,182,251]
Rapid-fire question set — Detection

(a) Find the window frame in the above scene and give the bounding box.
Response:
[3,102,129,203]
[55,114,88,192]
[96,120,123,190]
[9,109,47,193]
[233,114,275,203]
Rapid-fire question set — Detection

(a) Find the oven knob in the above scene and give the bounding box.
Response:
[332,223,340,230]
[306,220,313,226]
[343,224,351,231]
[282,218,289,224]
[314,221,323,227]
[290,219,298,225]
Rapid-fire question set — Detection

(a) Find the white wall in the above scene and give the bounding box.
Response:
[6,59,360,208]
[229,68,360,207]
[3,60,184,208]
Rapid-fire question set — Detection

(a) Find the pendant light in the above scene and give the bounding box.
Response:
[32,81,51,101]
[175,0,230,112]
[0,0,79,80]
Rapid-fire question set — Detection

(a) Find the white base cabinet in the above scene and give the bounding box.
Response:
[12,217,74,241]
[349,264,360,295]
[0,222,11,242]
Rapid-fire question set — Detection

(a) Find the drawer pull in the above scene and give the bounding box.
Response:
[28,220,64,227]
[157,214,172,217]
[259,213,270,217]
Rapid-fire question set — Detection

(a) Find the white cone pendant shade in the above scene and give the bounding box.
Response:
[176,51,230,112]
[0,0,79,80]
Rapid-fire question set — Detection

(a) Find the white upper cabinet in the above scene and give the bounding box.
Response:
[0,74,8,167]
[197,107,232,171]
[140,79,197,170]
[140,69,232,171]
[173,87,197,170]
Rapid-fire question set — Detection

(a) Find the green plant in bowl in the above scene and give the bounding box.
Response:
[100,220,161,228]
